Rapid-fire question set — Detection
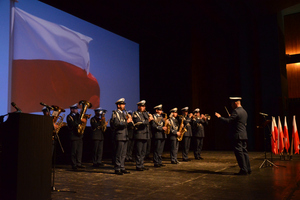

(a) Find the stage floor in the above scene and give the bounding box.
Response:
[51,151,300,200]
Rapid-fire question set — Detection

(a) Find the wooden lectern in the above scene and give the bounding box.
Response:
[0,113,53,200]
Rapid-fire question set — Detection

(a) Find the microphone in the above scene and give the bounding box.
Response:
[259,112,268,116]
[11,102,22,113]
[40,102,54,110]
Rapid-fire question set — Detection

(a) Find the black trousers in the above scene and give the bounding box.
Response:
[135,139,147,169]
[233,139,251,173]
[115,140,128,170]
[153,139,165,165]
[92,140,104,165]
[182,136,191,160]
[170,139,179,162]
[194,137,204,159]
[71,139,83,167]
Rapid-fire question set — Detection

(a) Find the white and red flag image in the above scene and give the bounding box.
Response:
[10,7,100,112]
[292,115,299,154]
[283,116,290,152]
[271,117,278,155]
[277,117,284,154]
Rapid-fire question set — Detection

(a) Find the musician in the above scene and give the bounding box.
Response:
[90,107,107,167]
[125,110,135,162]
[180,107,193,161]
[133,100,153,171]
[67,103,86,170]
[192,108,208,160]
[169,108,181,164]
[151,104,167,167]
[110,98,132,175]
[215,97,251,175]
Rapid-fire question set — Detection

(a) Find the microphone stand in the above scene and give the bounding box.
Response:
[259,115,278,168]
[51,134,76,193]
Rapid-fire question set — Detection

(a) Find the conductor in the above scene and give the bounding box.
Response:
[215,97,251,175]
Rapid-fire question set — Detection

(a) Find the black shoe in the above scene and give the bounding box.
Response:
[182,159,189,162]
[195,157,200,160]
[154,164,161,168]
[98,163,104,167]
[72,166,78,170]
[92,164,99,167]
[136,168,144,171]
[234,170,248,175]
[115,170,123,175]
[160,164,166,167]
[199,157,204,160]
[171,161,178,164]
[248,171,252,175]
[77,165,85,169]
[142,167,149,170]
[121,170,130,174]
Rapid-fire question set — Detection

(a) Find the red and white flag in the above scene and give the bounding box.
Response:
[271,117,278,155]
[292,115,299,154]
[283,116,290,152]
[277,117,284,154]
[10,7,100,112]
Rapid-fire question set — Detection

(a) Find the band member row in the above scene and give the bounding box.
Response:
[152,104,167,167]
[180,107,193,161]
[67,103,86,170]
[125,110,135,162]
[110,98,132,175]
[192,108,208,160]
[169,108,181,164]
[132,100,153,171]
[90,107,108,167]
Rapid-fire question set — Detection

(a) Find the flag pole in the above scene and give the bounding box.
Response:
[8,0,17,113]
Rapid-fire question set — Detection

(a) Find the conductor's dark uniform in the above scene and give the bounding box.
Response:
[219,104,251,174]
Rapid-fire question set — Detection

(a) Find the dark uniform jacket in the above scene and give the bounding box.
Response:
[110,109,129,141]
[67,112,83,140]
[192,118,208,137]
[179,115,192,137]
[152,113,167,139]
[169,116,179,141]
[133,111,150,140]
[90,116,104,140]
[219,106,248,140]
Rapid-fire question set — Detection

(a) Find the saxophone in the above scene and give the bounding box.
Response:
[77,100,92,135]
[177,115,187,141]
[162,113,171,134]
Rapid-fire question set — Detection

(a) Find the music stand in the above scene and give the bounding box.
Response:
[258,115,278,168]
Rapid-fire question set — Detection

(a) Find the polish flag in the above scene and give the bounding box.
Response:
[292,115,299,154]
[271,117,278,155]
[283,116,290,152]
[10,7,100,113]
[277,117,284,154]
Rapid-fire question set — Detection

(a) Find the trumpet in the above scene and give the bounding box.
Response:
[204,114,211,120]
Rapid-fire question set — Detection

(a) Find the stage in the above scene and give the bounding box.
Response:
[51,151,300,200]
